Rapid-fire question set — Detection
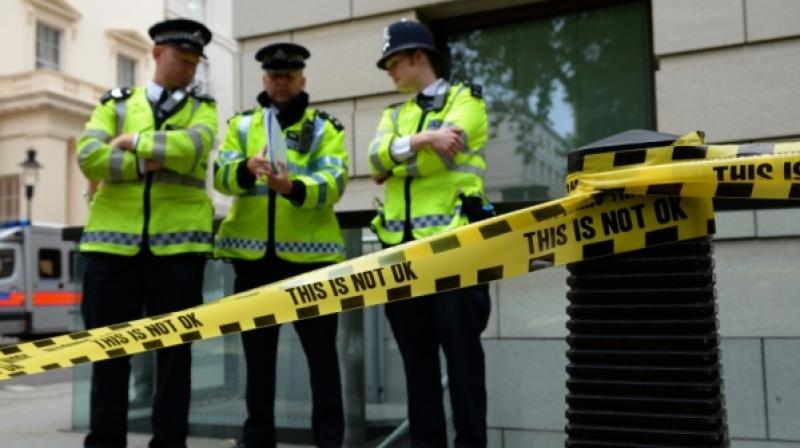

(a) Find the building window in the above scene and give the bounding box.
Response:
[194,60,210,94]
[117,54,137,86]
[0,175,20,222]
[187,0,206,21]
[443,1,653,201]
[36,22,62,70]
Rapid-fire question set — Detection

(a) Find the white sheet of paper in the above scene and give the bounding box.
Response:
[262,107,288,173]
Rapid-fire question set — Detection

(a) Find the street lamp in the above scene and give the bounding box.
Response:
[19,148,43,223]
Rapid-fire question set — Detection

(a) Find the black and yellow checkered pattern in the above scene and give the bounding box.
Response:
[1,131,798,380]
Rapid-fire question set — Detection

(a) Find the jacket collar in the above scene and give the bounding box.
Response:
[257,91,309,129]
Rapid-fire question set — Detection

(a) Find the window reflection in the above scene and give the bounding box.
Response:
[447,2,653,201]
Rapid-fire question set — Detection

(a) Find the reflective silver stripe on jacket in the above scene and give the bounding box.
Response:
[81,231,141,246]
[114,101,127,135]
[316,155,346,168]
[334,170,346,196]
[152,132,168,165]
[238,115,253,149]
[187,124,206,173]
[191,98,201,115]
[309,115,326,153]
[456,164,485,176]
[311,173,328,206]
[367,104,403,173]
[405,155,421,177]
[217,150,243,162]
[152,170,205,189]
[369,130,390,172]
[82,129,111,142]
[390,105,402,134]
[149,231,213,246]
[241,185,270,196]
[78,140,104,165]
[109,148,126,181]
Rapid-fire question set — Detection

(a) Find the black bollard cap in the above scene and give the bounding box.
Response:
[568,129,681,173]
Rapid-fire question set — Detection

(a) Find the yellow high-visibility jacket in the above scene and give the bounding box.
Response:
[369,81,489,245]
[214,105,348,263]
[76,86,217,255]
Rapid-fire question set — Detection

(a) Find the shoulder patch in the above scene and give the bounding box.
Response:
[100,87,132,104]
[317,110,344,131]
[190,89,216,103]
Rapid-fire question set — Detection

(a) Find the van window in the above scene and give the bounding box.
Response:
[0,249,13,278]
[38,248,61,279]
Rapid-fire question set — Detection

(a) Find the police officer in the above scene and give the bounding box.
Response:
[369,20,492,447]
[214,43,347,448]
[76,18,217,448]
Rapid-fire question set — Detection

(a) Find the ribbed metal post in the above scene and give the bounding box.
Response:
[564,131,728,448]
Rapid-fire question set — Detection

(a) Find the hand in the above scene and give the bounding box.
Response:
[109,133,136,151]
[416,128,464,158]
[264,161,293,195]
[143,160,161,172]
[372,173,389,185]
[246,156,271,178]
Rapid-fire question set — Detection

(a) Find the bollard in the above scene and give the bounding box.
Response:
[564,130,728,448]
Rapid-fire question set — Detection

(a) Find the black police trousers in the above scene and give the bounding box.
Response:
[385,284,491,448]
[233,255,344,448]
[81,251,206,448]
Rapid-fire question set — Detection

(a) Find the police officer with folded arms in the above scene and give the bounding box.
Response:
[76,18,217,448]
[369,19,492,448]
[214,43,347,448]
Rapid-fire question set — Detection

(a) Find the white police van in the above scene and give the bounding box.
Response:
[0,221,80,337]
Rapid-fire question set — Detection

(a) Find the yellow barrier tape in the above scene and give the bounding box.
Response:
[0,132,797,380]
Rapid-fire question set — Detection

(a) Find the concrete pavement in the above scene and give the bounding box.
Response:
[0,370,230,448]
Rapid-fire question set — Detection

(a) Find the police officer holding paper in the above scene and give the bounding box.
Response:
[76,18,217,448]
[369,19,492,448]
[214,43,347,448]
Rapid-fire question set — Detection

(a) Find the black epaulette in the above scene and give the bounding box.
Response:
[100,87,133,104]
[462,81,483,99]
[317,110,344,131]
[190,89,216,103]
[226,107,256,124]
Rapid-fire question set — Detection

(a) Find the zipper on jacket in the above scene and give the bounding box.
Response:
[142,103,162,252]
[403,109,430,243]
[141,172,153,251]
[142,91,189,253]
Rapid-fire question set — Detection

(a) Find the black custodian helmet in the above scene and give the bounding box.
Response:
[377,19,441,69]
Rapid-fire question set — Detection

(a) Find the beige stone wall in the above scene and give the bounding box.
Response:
[653,0,800,142]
